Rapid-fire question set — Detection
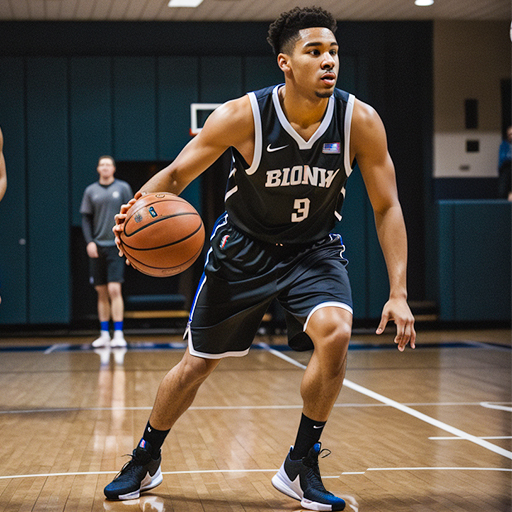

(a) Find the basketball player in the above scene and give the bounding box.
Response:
[80,156,133,348]
[0,128,7,304]
[106,7,416,510]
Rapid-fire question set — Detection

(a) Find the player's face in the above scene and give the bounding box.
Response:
[97,158,116,180]
[287,27,339,99]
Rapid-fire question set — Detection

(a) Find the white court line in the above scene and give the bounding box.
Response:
[44,344,69,354]
[430,436,512,440]
[258,343,512,461]
[0,469,278,480]
[0,402,500,415]
[366,467,512,472]
[480,401,512,412]
[2,466,511,482]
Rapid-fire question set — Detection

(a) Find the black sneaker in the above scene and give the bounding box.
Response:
[104,440,163,501]
[272,443,345,511]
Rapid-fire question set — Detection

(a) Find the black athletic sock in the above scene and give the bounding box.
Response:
[290,414,326,460]
[140,421,170,459]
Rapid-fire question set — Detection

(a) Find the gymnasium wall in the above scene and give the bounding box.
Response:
[0,20,431,327]
[433,20,511,198]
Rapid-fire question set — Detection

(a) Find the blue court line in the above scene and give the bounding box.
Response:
[0,340,508,353]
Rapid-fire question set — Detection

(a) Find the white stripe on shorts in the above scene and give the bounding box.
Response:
[187,327,251,359]
[303,302,353,332]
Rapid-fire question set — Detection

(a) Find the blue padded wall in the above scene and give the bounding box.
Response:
[0,58,28,324]
[26,58,70,324]
[438,200,511,321]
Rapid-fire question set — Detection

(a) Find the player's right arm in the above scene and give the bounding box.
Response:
[113,95,254,246]
[143,96,253,196]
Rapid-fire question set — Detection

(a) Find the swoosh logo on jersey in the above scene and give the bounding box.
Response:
[267,143,289,153]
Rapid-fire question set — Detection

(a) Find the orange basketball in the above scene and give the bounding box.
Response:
[119,193,205,277]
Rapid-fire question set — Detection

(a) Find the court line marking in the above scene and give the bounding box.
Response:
[258,342,512,461]
[2,401,507,415]
[365,467,512,472]
[0,402,503,416]
[2,467,511,482]
[0,469,277,480]
[480,401,512,412]
[429,436,512,440]
[44,344,68,354]
[2,338,509,354]
[1,399,510,415]
[2,343,509,484]
[0,402,504,415]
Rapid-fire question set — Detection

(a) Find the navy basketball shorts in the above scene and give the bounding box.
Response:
[89,245,125,286]
[186,214,353,358]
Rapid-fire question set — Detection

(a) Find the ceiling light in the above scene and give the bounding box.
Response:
[415,0,434,5]
[168,0,204,7]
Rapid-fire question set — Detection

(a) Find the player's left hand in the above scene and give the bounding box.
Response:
[376,298,416,351]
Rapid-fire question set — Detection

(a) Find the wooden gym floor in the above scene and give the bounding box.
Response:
[0,327,510,511]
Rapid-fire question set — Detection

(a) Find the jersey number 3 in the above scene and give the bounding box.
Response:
[291,198,310,222]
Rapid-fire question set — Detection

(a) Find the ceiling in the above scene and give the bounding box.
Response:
[0,0,510,22]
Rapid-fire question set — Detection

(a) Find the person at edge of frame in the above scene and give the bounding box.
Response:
[80,155,133,348]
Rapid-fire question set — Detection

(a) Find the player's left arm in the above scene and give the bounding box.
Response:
[350,99,416,351]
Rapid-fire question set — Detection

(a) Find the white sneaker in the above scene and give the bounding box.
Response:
[111,331,127,348]
[92,333,111,348]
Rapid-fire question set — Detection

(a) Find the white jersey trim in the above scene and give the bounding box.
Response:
[224,185,238,201]
[272,85,335,151]
[344,94,355,177]
[244,92,262,175]
[303,301,353,332]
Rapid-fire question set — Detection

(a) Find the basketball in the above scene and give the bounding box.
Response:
[119,192,205,277]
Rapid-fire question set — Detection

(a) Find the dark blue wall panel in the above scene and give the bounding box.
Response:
[0,58,28,324]
[453,202,511,321]
[367,210,390,319]
[438,201,511,322]
[158,56,199,161]
[113,57,157,161]
[339,168,370,319]
[199,56,243,103]
[26,57,70,324]
[244,56,283,91]
[70,57,113,226]
[437,202,455,320]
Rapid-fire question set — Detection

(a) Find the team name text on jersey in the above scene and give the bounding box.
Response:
[265,165,340,188]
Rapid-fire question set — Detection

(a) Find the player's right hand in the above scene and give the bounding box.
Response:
[113,192,143,256]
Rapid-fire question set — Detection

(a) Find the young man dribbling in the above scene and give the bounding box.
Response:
[105,7,416,510]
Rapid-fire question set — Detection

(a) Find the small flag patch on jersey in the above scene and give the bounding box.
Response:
[220,235,230,249]
[323,142,341,154]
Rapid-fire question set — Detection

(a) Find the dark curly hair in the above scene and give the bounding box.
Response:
[267,6,337,55]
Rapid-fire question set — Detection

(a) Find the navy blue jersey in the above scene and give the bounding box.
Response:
[225,84,355,245]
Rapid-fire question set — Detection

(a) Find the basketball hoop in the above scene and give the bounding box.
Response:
[190,103,222,136]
